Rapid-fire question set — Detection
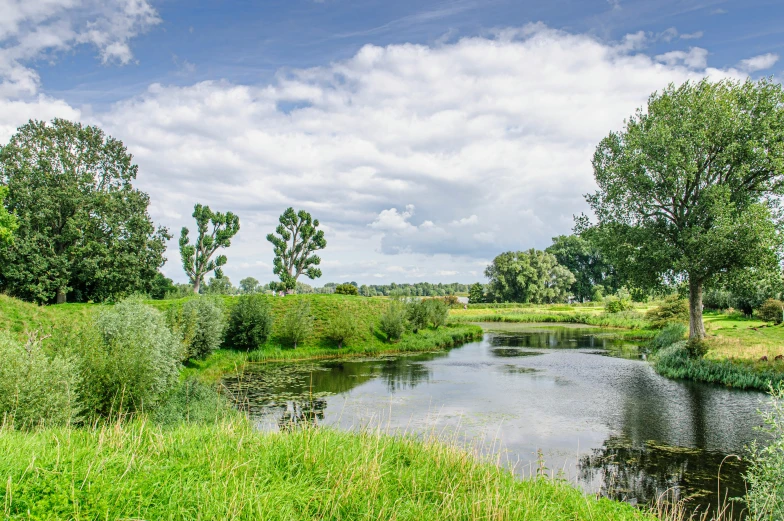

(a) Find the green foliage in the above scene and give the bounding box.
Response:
[0,119,170,304]
[648,322,687,352]
[424,298,449,329]
[591,285,605,302]
[203,275,238,295]
[325,304,359,348]
[406,300,431,334]
[745,384,784,521]
[0,332,79,429]
[379,300,408,342]
[0,419,651,520]
[267,207,326,291]
[149,272,176,300]
[179,203,240,294]
[81,298,181,417]
[485,249,576,304]
[239,277,260,294]
[335,283,359,295]
[603,296,633,314]
[153,378,235,427]
[583,79,784,339]
[756,299,784,324]
[546,234,619,302]
[170,297,227,360]
[277,299,314,348]
[0,185,18,247]
[225,295,273,350]
[645,295,689,329]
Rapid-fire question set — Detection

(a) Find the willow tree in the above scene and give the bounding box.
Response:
[266,207,326,292]
[179,203,240,293]
[583,79,784,340]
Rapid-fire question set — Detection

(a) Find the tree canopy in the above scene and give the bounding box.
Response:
[266,207,326,292]
[0,119,170,304]
[545,234,619,302]
[582,79,784,339]
[485,249,575,304]
[0,186,17,247]
[179,203,240,293]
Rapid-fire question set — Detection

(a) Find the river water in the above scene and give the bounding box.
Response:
[223,323,769,518]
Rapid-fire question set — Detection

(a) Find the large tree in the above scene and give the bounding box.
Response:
[583,79,784,339]
[179,203,240,294]
[266,207,326,292]
[0,186,17,247]
[0,119,170,304]
[485,249,575,304]
[545,234,620,302]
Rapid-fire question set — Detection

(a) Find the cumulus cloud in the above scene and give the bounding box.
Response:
[0,0,159,97]
[0,23,746,283]
[737,53,779,73]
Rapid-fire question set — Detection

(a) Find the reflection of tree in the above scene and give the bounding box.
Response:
[578,436,747,517]
[278,398,327,431]
[489,330,617,350]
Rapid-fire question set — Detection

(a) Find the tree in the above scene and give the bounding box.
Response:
[239,277,260,294]
[179,203,240,294]
[0,119,170,304]
[335,283,358,295]
[203,275,237,295]
[266,208,326,292]
[583,79,784,340]
[0,186,17,247]
[226,295,273,349]
[325,304,359,348]
[468,283,485,304]
[149,272,176,300]
[485,249,576,304]
[545,234,619,302]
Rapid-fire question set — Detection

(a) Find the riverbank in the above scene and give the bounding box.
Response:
[0,418,655,521]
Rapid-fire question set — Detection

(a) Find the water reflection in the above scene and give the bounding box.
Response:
[222,324,766,519]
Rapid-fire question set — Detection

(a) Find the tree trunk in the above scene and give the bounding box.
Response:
[688,277,706,340]
[193,279,201,294]
[56,288,66,305]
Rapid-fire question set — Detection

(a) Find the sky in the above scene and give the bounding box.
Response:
[1,0,782,286]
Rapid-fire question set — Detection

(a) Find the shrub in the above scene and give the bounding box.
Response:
[603,296,633,314]
[334,284,358,296]
[648,322,687,352]
[379,300,407,342]
[645,295,689,328]
[425,299,449,329]
[407,300,430,334]
[82,298,181,417]
[153,378,234,426]
[325,304,359,348]
[0,332,79,429]
[443,295,459,306]
[745,384,784,521]
[278,300,314,348]
[225,295,273,350]
[169,297,226,360]
[756,299,784,324]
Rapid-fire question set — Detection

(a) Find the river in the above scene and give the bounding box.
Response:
[223,323,769,518]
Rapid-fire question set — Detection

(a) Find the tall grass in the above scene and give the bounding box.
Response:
[0,418,655,521]
[450,311,651,330]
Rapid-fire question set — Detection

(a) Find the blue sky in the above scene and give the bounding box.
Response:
[1,0,782,285]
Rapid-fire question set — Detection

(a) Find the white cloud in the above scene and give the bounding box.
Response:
[680,31,703,40]
[0,23,747,283]
[737,53,779,73]
[0,0,159,96]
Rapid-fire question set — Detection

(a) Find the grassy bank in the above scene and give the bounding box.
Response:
[449,306,653,333]
[0,419,653,521]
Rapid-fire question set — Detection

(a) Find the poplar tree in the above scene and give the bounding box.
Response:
[179,203,240,293]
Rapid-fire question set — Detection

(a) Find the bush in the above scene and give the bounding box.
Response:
[153,378,235,426]
[225,295,273,350]
[325,304,359,348]
[603,296,633,314]
[278,300,314,348]
[425,299,449,329]
[407,300,430,334]
[645,295,689,328]
[756,299,784,324]
[0,332,80,429]
[82,298,181,417]
[379,300,407,342]
[169,297,226,360]
[443,295,459,306]
[334,284,358,296]
[745,384,784,521]
[648,322,687,352]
